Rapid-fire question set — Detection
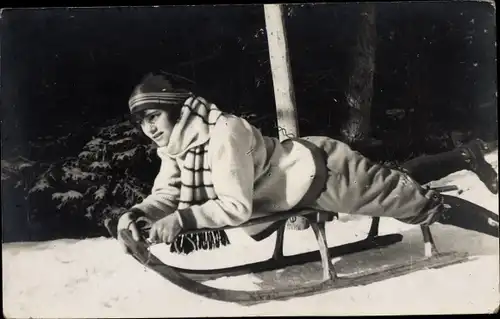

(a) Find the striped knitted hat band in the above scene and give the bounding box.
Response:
[128,92,193,114]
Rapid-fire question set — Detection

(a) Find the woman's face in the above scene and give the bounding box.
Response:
[139,109,174,147]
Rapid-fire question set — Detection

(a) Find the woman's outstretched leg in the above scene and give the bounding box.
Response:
[306,136,498,238]
[401,139,498,194]
[435,194,499,238]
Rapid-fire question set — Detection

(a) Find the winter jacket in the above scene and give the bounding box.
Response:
[131,113,442,240]
[130,113,326,239]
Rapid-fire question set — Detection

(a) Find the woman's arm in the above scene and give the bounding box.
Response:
[175,115,256,229]
[129,153,181,221]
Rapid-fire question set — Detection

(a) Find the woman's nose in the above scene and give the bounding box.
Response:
[148,123,157,134]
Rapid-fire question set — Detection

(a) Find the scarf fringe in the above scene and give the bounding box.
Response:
[131,217,231,255]
[170,230,231,255]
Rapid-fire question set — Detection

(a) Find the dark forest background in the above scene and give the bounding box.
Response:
[1,3,497,243]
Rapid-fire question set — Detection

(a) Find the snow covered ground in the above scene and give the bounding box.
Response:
[3,151,499,317]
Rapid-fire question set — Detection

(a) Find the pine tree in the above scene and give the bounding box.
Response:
[20,118,155,233]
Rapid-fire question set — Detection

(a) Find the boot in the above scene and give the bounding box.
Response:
[437,194,499,238]
[459,139,498,194]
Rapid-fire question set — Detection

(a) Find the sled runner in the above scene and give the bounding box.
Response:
[118,185,470,306]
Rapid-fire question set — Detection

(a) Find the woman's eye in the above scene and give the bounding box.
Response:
[146,113,159,123]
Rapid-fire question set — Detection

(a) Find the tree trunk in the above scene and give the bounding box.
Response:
[341,3,377,145]
[264,4,309,230]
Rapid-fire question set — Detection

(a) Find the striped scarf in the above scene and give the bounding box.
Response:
[159,95,231,254]
[177,146,216,209]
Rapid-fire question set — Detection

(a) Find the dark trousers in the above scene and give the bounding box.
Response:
[400,148,498,237]
[401,148,469,185]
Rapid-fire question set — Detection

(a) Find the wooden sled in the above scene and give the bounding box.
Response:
[118,185,470,306]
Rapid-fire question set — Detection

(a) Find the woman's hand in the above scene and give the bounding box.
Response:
[117,212,141,254]
[148,213,183,244]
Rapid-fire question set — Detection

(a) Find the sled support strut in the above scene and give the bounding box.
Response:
[272,223,286,260]
[310,221,337,280]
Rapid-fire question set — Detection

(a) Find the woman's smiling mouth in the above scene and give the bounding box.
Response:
[153,132,163,140]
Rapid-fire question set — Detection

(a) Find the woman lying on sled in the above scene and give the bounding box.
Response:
[115,73,499,253]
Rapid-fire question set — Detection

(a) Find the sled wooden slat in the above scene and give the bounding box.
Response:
[178,208,331,235]
[120,230,469,306]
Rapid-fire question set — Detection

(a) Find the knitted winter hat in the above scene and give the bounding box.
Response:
[128,72,193,115]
